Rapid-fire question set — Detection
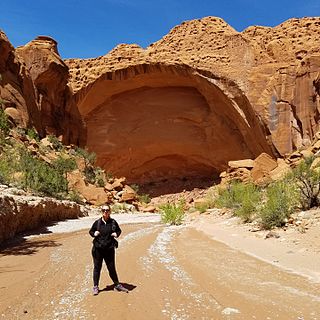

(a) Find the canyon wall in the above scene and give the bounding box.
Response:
[1,17,319,186]
[0,186,87,243]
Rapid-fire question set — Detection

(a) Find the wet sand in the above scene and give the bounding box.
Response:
[1,215,319,319]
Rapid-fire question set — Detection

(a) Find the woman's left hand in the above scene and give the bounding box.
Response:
[111,232,117,238]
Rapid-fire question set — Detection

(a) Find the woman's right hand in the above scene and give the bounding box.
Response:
[94,231,100,237]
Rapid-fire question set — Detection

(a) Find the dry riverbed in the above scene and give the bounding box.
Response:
[0,212,319,319]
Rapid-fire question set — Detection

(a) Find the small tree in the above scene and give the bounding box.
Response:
[26,127,40,142]
[53,156,77,191]
[19,149,67,197]
[288,157,320,209]
[75,147,96,167]
[258,180,297,229]
[215,182,261,222]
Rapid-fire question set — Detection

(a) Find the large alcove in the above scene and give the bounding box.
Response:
[74,64,273,194]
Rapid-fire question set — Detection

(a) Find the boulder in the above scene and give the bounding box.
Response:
[269,159,291,181]
[111,177,126,191]
[80,186,110,206]
[67,170,110,205]
[228,159,254,169]
[140,205,157,213]
[120,185,137,202]
[251,153,278,182]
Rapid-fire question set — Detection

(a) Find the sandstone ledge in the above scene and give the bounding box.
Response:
[0,186,88,244]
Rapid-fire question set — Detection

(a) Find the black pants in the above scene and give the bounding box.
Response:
[92,246,119,287]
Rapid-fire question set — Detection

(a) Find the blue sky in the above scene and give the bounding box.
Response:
[1,0,319,59]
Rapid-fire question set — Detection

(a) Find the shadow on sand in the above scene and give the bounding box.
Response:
[0,237,61,256]
[0,219,76,256]
[101,283,137,293]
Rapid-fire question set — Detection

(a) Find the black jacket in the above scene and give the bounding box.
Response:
[89,217,121,250]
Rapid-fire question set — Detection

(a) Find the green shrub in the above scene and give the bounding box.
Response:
[96,177,105,187]
[138,193,151,204]
[48,135,63,151]
[0,154,13,184]
[26,127,40,142]
[105,171,113,180]
[0,147,21,184]
[112,203,130,213]
[234,184,261,222]
[94,168,105,187]
[194,202,210,213]
[214,182,241,209]
[0,107,10,136]
[67,190,83,204]
[52,156,77,191]
[288,157,320,209]
[20,150,67,197]
[84,166,95,184]
[159,201,185,225]
[53,156,76,173]
[75,147,96,166]
[258,180,297,230]
[130,184,140,193]
[215,182,261,222]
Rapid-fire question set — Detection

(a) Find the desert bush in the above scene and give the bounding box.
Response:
[128,184,151,204]
[194,190,216,213]
[138,193,151,204]
[0,107,10,136]
[48,135,63,151]
[52,156,77,191]
[53,156,77,174]
[215,182,260,222]
[159,201,185,225]
[105,171,113,180]
[67,190,83,204]
[214,182,241,209]
[93,167,106,187]
[258,180,297,229]
[0,147,21,184]
[75,147,99,184]
[26,127,40,142]
[194,201,210,213]
[234,184,261,222]
[20,150,67,197]
[0,154,13,184]
[112,203,131,213]
[287,157,320,209]
[75,147,96,166]
[96,177,105,187]
[130,184,140,193]
[83,166,105,186]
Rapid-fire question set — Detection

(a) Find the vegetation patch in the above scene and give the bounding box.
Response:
[215,182,261,222]
[258,180,297,229]
[288,156,320,210]
[159,201,185,225]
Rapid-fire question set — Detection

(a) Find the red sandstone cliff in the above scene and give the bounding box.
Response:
[0,17,319,186]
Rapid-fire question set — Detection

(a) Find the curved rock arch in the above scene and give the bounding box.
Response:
[71,63,274,190]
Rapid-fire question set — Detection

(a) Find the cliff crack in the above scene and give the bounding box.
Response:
[277,99,303,136]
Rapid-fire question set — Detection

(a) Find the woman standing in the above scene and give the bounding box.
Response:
[89,205,128,295]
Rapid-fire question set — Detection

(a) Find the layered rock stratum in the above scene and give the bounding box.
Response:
[1,17,319,187]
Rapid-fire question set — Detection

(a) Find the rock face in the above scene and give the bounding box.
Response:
[16,36,69,135]
[1,17,320,187]
[0,31,38,128]
[0,186,87,244]
[0,34,84,142]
